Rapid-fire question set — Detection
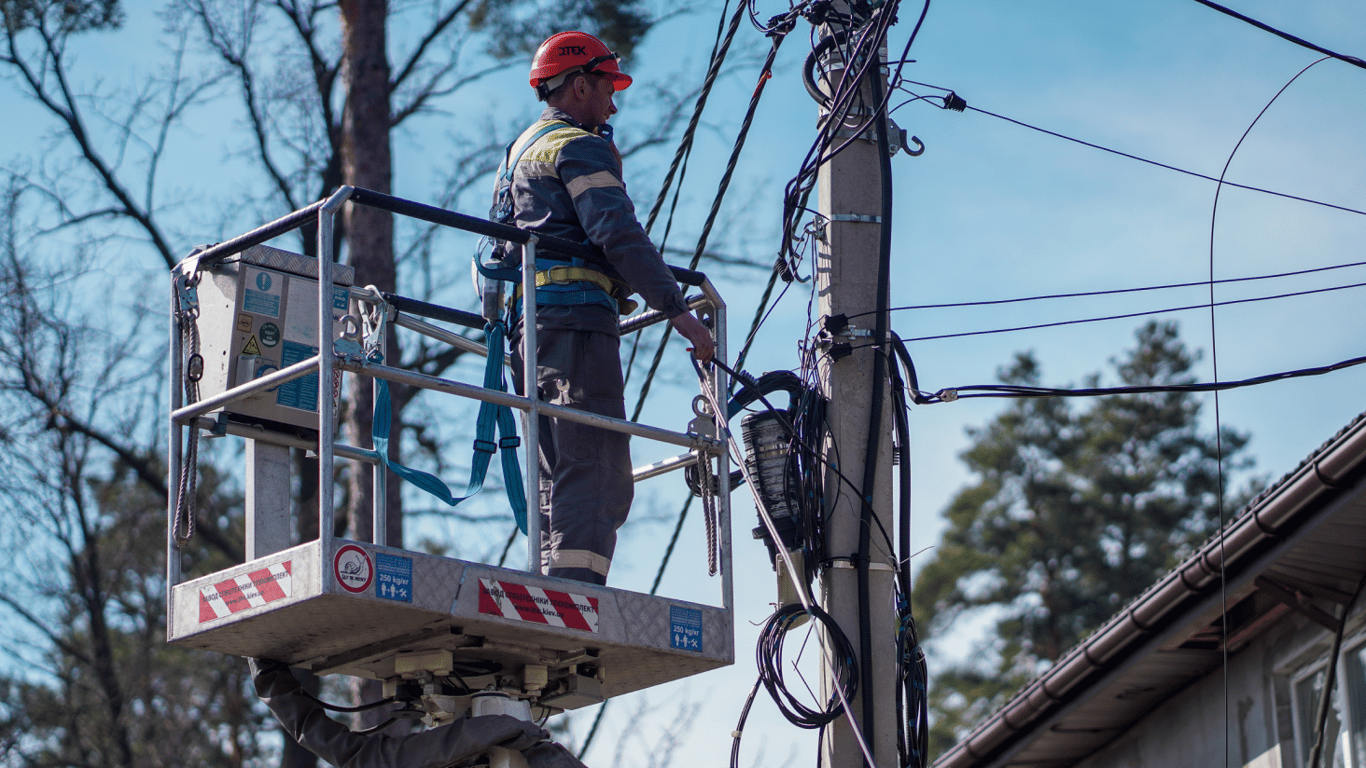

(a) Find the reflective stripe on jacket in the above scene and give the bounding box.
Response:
[496,107,688,335]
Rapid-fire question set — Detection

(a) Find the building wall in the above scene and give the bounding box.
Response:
[1070,615,1301,768]
[1069,604,1366,768]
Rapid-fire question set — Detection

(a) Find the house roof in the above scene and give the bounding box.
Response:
[933,411,1366,768]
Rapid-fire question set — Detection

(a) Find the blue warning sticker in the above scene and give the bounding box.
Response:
[275,340,319,411]
[670,605,703,653]
[243,269,283,318]
[375,553,412,603]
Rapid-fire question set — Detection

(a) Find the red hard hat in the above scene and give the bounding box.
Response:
[529,31,633,94]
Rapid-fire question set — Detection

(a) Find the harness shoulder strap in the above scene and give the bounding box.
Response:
[499,119,576,182]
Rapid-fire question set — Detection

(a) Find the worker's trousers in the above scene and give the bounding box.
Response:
[512,327,632,585]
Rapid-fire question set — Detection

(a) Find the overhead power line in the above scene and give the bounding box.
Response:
[919,351,1366,403]
[1188,0,1366,71]
[899,279,1366,343]
[893,80,1366,218]
[966,105,1366,217]
[854,258,1366,316]
[946,102,1366,219]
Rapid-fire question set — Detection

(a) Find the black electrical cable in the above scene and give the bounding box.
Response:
[624,0,745,389]
[730,604,859,767]
[759,603,860,728]
[961,101,1366,215]
[1205,55,1331,767]
[1305,572,1366,768]
[780,19,877,274]
[643,0,744,237]
[852,31,894,761]
[849,258,1366,317]
[913,351,1366,403]
[777,0,929,281]
[630,30,790,421]
[713,357,897,558]
[899,279,1366,343]
[886,346,928,768]
[888,76,1366,217]
[690,31,790,270]
[730,680,764,768]
[1188,0,1366,71]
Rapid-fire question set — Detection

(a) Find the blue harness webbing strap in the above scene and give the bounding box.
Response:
[481,120,619,315]
[366,322,528,533]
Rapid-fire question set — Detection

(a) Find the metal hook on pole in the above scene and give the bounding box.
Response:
[905,135,925,157]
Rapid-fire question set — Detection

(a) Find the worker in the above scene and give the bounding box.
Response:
[249,658,588,768]
[495,31,716,585]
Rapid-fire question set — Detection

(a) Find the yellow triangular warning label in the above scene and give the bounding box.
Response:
[242,335,261,356]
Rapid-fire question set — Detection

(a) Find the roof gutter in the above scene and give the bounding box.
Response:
[935,413,1366,768]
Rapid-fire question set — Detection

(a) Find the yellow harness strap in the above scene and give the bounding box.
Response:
[510,267,640,314]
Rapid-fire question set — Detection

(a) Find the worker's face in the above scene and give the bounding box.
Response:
[584,72,618,128]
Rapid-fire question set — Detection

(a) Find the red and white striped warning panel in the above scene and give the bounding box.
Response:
[477,578,600,633]
[199,561,293,624]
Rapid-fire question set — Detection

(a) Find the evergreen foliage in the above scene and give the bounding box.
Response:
[914,320,1254,756]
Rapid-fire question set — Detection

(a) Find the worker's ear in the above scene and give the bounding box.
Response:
[572,72,592,100]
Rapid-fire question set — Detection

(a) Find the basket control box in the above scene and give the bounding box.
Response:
[185,244,354,436]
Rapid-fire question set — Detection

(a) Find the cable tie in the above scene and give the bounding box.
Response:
[732,729,743,739]
[829,213,883,223]
[937,388,959,402]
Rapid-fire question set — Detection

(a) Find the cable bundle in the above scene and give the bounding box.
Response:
[775,0,931,281]
[759,603,858,728]
[730,603,860,768]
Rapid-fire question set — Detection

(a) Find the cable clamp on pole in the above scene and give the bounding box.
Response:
[824,557,896,573]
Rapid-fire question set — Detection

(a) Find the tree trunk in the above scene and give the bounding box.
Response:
[339,0,402,548]
[339,0,404,727]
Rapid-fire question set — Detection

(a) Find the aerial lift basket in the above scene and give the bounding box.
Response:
[167,188,733,714]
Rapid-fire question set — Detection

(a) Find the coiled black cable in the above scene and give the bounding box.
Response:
[731,602,861,768]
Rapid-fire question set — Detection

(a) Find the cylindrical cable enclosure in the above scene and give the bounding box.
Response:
[742,409,800,563]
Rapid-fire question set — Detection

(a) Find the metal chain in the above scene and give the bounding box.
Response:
[693,363,719,577]
[174,272,203,548]
[699,450,718,576]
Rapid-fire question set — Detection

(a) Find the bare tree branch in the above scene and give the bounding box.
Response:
[390,0,475,91]
[2,16,178,268]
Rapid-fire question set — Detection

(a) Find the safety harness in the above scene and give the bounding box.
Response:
[478,119,638,321]
[378,118,633,534]
[367,341,528,533]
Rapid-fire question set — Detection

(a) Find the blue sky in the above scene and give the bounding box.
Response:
[587,2,1366,763]
[4,0,1365,765]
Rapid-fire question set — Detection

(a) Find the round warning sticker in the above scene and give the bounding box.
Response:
[334,544,373,593]
[259,322,281,347]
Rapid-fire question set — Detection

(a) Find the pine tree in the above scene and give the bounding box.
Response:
[914,320,1253,755]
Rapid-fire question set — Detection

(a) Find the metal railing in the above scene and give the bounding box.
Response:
[167,187,731,610]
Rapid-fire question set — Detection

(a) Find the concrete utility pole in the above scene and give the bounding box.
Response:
[815,5,899,768]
